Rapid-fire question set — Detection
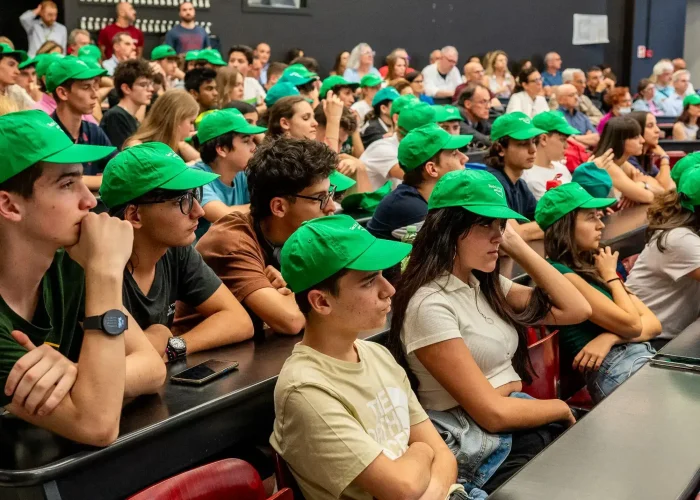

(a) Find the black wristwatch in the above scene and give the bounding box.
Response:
[166,336,187,361]
[84,310,128,336]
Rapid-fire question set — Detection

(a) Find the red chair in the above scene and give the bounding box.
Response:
[665,151,686,169]
[127,458,293,500]
[274,453,305,500]
[522,330,560,400]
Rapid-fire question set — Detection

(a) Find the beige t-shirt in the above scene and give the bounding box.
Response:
[270,339,428,500]
[402,273,520,411]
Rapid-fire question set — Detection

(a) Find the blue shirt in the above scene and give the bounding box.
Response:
[659,92,684,116]
[342,67,381,84]
[486,167,537,220]
[192,161,249,239]
[366,184,427,240]
[164,25,209,54]
[542,70,562,87]
[559,106,596,134]
[51,111,115,175]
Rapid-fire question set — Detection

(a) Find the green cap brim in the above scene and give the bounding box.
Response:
[46,67,108,92]
[556,124,582,136]
[462,204,529,222]
[3,50,28,63]
[44,143,116,164]
[579,198,617,210]
[444,134,473,150]
[19,57,37,70]
[330,171,356,191]
[160,165,220,191]
[508,126,547,140]
[346,238,411,272]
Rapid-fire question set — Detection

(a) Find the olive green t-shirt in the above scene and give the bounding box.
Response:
[548,260,613,359]
[0,250,85,407]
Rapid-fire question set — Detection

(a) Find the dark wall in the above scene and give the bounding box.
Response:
[64,0,610,75]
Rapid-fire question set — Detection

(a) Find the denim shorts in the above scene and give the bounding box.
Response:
[585,342,655,403]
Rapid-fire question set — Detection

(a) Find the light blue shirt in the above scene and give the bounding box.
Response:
[342,67,381,84]
[102,55,119,77]
[659,92,684,117]
[19,10,67,57]
[192,162,249,239]
[653,84,674,108]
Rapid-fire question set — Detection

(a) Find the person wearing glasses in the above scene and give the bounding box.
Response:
[405,71,434,105]
[421,46,461,101]
[506,67,549,118]
[343,43,381,85]
[195,137,338,337]
[100,59,153,150]
[100,143,254,361]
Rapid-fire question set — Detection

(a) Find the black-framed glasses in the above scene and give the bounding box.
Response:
[290,184,337,210]
[137,187,202,215]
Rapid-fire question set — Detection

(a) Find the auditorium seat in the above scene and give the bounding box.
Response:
[523,329,560,400]
[274,453,305,500]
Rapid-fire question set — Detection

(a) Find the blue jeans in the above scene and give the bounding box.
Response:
[585,342,655,403]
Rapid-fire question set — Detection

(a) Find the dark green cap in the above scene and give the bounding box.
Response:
[571,162,613,199]
[371,87,400,107]
[390,93,417,115]
[433,105,462,123]
[532,111,580,136]
[19,56,38,70]
[0,43,28,63]
[678,167,700,211]
[151,44,177,61]
[45,56,107,93]
[195,109,267,144]
[491,111,546,141]
[319,75,359,99]
[330,170,356,192]
[185,50,202,62]
[281,214,411,293]
[428,169,529,222]
[340,181,392,213]
[670,152,700,185]
[398,123,472,171]
[100,142,219,208]
[398,102,436,132]
[279,64,318,87]
[265,81,301,107]
[77,44,101,61]
[35,53,64,78]
[535,182,616,230]
[683,94,700,107]
[0,110,115,184]
[360,74,383,88]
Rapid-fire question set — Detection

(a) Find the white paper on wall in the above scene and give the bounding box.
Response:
[573,14,609,45]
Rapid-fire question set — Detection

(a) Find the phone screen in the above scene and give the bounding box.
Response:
[172,360,237,382]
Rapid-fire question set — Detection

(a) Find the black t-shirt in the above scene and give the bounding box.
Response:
[487,166,538,220]
[367,184,428,240]
[123,245,222,330]
[100,105,138,150]
[361,118,390,149]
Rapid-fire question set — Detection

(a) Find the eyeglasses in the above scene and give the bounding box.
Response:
[362,50,376,57]
[136,188,202,215]
[527,77,543,84]
[290,185,337,210]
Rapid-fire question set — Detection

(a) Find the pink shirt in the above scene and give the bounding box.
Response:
[34,94,98,124]
[596,111,613,135]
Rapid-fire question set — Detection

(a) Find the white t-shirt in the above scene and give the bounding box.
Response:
[351,100,372,127]
[421,64,462,98]
[521,162,572,200]
[626,228,700,340]
[506,91,550,118]
[359,134,401,191]
[243,77,266,105]
[401,273,520,411]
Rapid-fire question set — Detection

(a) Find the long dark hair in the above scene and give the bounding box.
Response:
[593,116,642,161]
[388,207,554,390]
[646,190,700,252]
[677,105,699,132]
[628,111,655,174]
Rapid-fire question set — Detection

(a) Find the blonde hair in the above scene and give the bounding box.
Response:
[216,66,242,107]
[126,89,199,150]
[0,37,14,49]
[0,96,20,116]
[485,50,509,77]
[37,40,63,55]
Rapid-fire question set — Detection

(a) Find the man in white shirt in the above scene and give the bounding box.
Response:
[19,1,67,57]
[421,46,461,100]
[228,44,266,112]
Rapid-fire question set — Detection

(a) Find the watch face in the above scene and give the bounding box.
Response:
[103,310,127,335]
[170,337,186,350]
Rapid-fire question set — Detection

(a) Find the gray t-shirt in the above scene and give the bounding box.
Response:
[123,245,222,330]
[626,228,700,339]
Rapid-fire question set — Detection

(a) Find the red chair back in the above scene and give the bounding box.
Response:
[127,458,281,500]
[523,330,560,400]
[274,453,305,499]
[665,151,686,169]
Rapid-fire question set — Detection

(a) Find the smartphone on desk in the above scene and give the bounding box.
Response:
[171,359,239,385]
[649,353,700,373]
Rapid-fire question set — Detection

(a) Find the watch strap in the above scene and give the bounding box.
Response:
[83,315,102,331]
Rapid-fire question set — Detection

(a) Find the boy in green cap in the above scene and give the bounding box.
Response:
[351,73,383,126]
[368,123,471,240]
[16,55,42,103]
[150,44,184,90]
[279,63,320,107]
[487,111,547,240]
[195,137,338,337]
[360,87,402,148]
[100,142,253,359]
[189,108,267,238]
[319,75,359,107]
[0,43,35,111]
[47,56,115,191]
[270,214,458,500]
[434,104,463,135]
[0,110,165,446]
[521,110,579,199]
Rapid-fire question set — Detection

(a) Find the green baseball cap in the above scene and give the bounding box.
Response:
[195,109,267,144]
[330,170,356,192]
[360,74,383,88]
[0,110,115,184]
[77,44,102,62]
[428,169,529,222]
[535,182,616,230]
[100,142,219,208]
[433,105,462,123]
[390,93,417,115]
[491,112,546,141]
[198,48,226,66]
[532,111,580,136]
[683,94,700,107]
[281,214,411,293]
[185,50,202,62]
[35,53,64,78]
[19,56,38,70]
[341,180,392,213]
[280,64,318,87]
[398,123,472,171]
[151,44,178,61]
[678,167,700,211]
[398,102,437,132]
[0,43,28,63]
[78,55,102,70]
[571,162,613,199]
[319,75,359,99]
[265,81,300,107]
[372,87,400,107]
[45,56,108,93]
[670,152,700,185]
